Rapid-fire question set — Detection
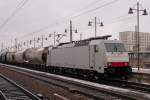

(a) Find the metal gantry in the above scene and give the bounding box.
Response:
[50,32,66,46]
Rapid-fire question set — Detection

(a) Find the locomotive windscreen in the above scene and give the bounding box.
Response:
[105,43,126,52]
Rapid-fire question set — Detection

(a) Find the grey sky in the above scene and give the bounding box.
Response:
[0,0,149,48]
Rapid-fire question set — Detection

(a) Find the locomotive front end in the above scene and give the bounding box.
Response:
[104,41,132,75]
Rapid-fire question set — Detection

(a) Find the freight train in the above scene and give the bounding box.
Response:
[0,35,132,78]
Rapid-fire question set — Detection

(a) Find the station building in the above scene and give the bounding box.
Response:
[119,31,150,52]
[129,51,150,68]
[119,31,150,68]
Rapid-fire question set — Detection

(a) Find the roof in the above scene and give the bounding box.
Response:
[58,35,112,47]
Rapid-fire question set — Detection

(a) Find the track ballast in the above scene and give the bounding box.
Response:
[0,63,150,100]
[0,74,40,100]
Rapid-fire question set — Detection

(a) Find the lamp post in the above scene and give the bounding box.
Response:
[80,33,82,41]
[88,17,104,37]
[36,35,49,48]
[15,38,18,52]
[128,2,148,70]
[33,37,36,48]
[1,42,4,52]
[65,20,78,42]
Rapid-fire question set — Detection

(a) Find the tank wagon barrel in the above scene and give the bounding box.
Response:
[6,52,15,63]
[14,50,26,64]
[0,52,8,63]
[23,47,49,65]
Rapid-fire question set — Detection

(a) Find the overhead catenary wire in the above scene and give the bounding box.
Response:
[106,15,135,25]
[19,0,104,38]
[70,0,119,19]
[31,13,133,40]
[18,0,123,48]
[1,0,149,50]
[19,0,120,39]
[107,8,150,25]
[6,0,149,48]
[78,0,104,10]
[0,0,29,31]
[8,0,146,40]
[79,12,149,37]
[22,0,122,46]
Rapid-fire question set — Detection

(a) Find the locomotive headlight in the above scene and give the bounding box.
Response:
[124,62,129,66]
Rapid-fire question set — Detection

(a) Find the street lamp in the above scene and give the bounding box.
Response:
[65,20,78,42]
[88,17,104,37]
[128,2,148,70]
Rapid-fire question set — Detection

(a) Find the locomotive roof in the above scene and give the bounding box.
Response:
[58,35,112,47]
[84,35,112,41]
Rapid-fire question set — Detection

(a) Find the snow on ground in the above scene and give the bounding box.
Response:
[132,68,150,74]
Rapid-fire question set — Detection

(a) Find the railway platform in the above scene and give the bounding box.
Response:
[132,68,150,74]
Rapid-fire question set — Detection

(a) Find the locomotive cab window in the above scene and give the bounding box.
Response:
[94,45,98,52]
[105,43,126,52]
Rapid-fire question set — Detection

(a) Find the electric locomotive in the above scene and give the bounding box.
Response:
[46,35,132,77]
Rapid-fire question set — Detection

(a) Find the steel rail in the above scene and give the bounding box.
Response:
[0,91,7,100]
[0,73,41,100]
[102,78,150,93]
[1,64,150,100]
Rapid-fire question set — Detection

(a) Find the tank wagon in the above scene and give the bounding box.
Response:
[14,50,26,64]
[0,35,132,77]
[0,52,8,63]
[6,52,15,63]
[23,47,49,65]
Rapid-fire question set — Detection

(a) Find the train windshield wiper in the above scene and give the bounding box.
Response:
[114,45,118,52]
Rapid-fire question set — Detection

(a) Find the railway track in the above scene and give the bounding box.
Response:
[0,74,40,100]
[1,64,150,100]
[100,79,150,93]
